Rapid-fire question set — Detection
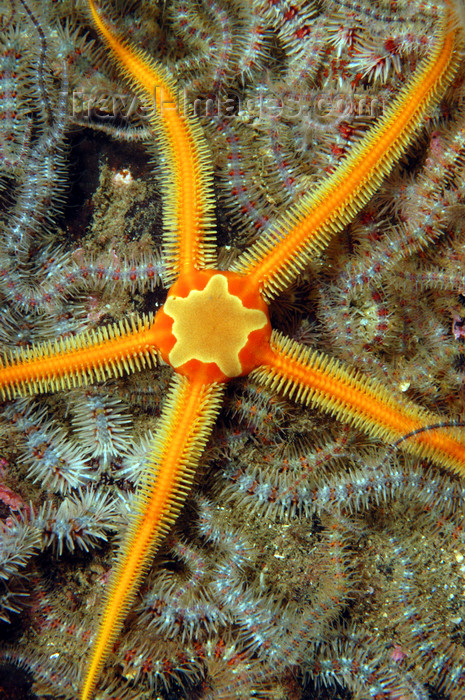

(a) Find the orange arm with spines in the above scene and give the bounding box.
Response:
[80,376,223,700]
[232,9,459,301]
[0,315,159,398]
[87,0,216,281]
[255,333,465,479]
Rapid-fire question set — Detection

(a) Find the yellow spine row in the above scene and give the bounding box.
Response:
[0,314,158,399]
[80,375,224,700]
[87,0,217,282]
[232,8,459,301]
[254,331,465,479]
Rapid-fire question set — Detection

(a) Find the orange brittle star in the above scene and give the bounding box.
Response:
[0,1,463,697]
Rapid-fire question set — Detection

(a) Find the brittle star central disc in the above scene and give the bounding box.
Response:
[153,271,272,383]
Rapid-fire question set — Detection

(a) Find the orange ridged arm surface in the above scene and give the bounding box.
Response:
[255,333,465,479]
[232,10,459,301]
[80,376,224,700]
[87,0,216,280]
[0,316,159,398]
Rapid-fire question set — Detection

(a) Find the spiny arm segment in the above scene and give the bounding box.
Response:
[80,375,224,700]
[255,332,465,479]
[0,315,159,399]
[232,8,459,301]
[87,0,217,281]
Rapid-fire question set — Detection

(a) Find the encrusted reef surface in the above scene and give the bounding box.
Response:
[1,0,465,698]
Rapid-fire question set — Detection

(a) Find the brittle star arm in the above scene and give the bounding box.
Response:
[80,375,224,700]
[255,332,465,479]
[0,316,159,398]
[87,0,216,281]
[231,8,460,302]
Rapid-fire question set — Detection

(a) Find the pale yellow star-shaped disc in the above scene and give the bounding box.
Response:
[163,274,268,378]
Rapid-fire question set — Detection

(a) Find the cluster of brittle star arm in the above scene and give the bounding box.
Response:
[0,0,464,698]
